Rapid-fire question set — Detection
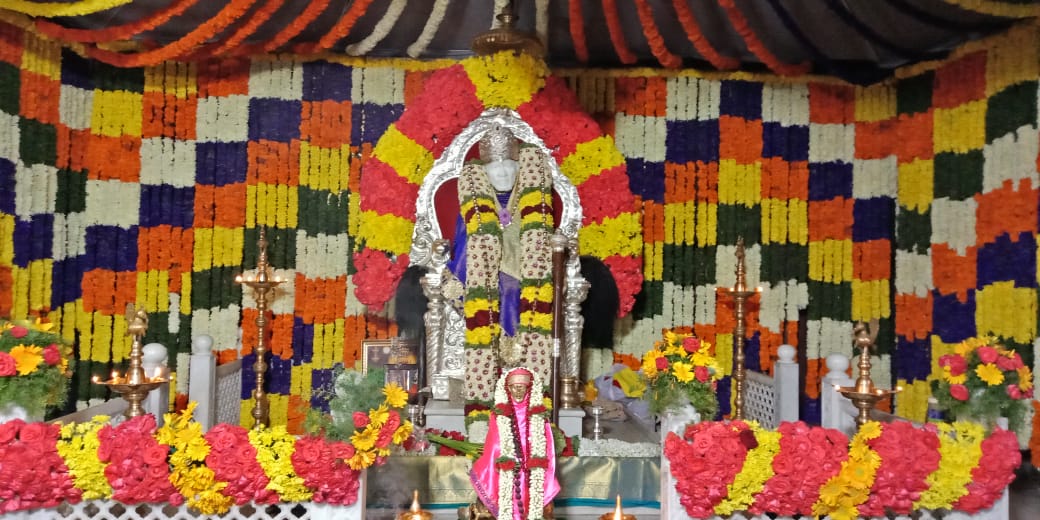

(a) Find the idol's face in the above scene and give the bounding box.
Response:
[507,380,530,402]
[485,159,518,192]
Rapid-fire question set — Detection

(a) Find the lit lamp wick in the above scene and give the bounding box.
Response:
[600,494,635,520]
[397,490,431,520]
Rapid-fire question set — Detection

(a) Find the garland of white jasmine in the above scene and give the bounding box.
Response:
[460,145,554,403]
[494,368,550,520]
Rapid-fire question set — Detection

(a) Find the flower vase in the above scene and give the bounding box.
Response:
[660,401,700,520]
[0,403,42,423]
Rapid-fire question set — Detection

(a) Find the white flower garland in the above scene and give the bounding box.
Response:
[493,368,549,520]
[406,0,449,57]
[346,0,407,56]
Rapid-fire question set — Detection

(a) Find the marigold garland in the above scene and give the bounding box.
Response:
[812,421,882,520]
[633,0,682,68]
[83,0,256,67]
[567,0,589,62]
[248,426,313,502]
[600,0,638,64]
[671,0,740,70]
[309,0,375,53]
[718,0,812,76]
[0,0,131,17]
[713,422,781,515]
[157,403,234,515]
[915,421,985,509]
[56,416,112,500]
[33,0,200,42]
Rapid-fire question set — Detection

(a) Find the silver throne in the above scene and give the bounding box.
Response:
[409,107,588,402]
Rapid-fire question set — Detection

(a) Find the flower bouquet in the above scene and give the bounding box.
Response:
[0,318,73,419]
[932,336,1034,431]
[640,330,721,417]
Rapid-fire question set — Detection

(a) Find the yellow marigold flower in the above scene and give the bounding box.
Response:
[671,361,694,383]
[383,383,408,408]
[943,365,967,385]
[351,426,378,451]
[975,363,1004,386]
[348,449,377,470]
[1018,367,1033,390]
[10,345,43,375]
[369,404,389,427]
[641,355,659,379]
[393,421,413,444]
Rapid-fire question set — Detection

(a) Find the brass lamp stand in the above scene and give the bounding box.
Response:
[235,228,284,429]
[94,304,167,418]
[717,237,757,420]
[836,320,900,428]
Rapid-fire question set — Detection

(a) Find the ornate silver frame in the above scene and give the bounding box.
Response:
[410,107,587,400]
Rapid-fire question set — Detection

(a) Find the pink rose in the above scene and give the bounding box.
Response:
[42,345,61,366]
[946,355,967,376]
[694,365,709,382]
[1007,384,1023,399]
[9,326,28,338]
[205,425,240,452]
[0,420,22,443]
[18,422,52,444]
[655,357,668,371]
[682,337,701,353]
[0,352,16,376]
[976,346,999,364]
[950,383,970,401]
[141,444,169,466]
[293,437,323,463]
[353,411,370,428]
[996,352,1024,371]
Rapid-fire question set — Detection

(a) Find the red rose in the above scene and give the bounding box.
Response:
[1007,384,1023,399]
[9,326,28,338]
[353,411,370,428]
[682,336,701,353]
[293,437,324,463]
[142,444,170,466]
[655,357,668,371]
[528,457,549,469]
[976,346,999,364]
[0,352,16,376]
[18,422,52,444]
[0,420,21,443]
[330,441,356,461]
[42,345,61,366]
[946,355,967,376]
[950,383,970,401]
[694,365,709,382]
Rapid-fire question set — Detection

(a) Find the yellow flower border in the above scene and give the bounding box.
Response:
[714,421,781,515]
[813,421,882,520]
[56,416,112,500]
[915,421,986,510]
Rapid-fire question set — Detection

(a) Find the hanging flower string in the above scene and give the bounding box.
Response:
[32,0,200,42]
[671,0,740,70]
[600,0,638,64]
[633,0,682,68]
[718,0,811,76]
[0,0,131,17]
[567,0,589,62]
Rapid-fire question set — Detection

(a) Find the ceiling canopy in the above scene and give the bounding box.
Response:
[4,0,1038,84]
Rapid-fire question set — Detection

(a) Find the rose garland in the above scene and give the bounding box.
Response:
[493,368,551,520]
[356,52,641,317]
[666,420,1016,518]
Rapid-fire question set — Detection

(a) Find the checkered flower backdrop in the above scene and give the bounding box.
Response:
[1,19,1038,447]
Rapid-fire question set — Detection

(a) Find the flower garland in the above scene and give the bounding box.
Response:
[567,0,589,62]
[248,426,312,503]
[493,368,550,520]
[56,416,111,500]
[345,0,406,56]
[189,0,286,59]
[812,421,883,519]
[671,0,740,70]
[662,420,752,518]
[0,419,80,511]
[713,421,780,516]
[459,162,504,351]
[157,403,234,514]
[260,0,330,52]
[96,415,180,504]
[355,52,641,319]
[33,0,200,42]
[859,421,941,516]
[633,0,682,68]
[83,0,256,67]
[750,421,847,515]
[600,0,637,64]
[954,428,1021,513]
[718,0,812,76]
[310,0,375,53]
[205,423,278,505]
[915,421,985,510]
[0,0,131,17]
[406,0,449,58]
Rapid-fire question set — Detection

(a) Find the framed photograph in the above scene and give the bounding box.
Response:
[362,337,420,391]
